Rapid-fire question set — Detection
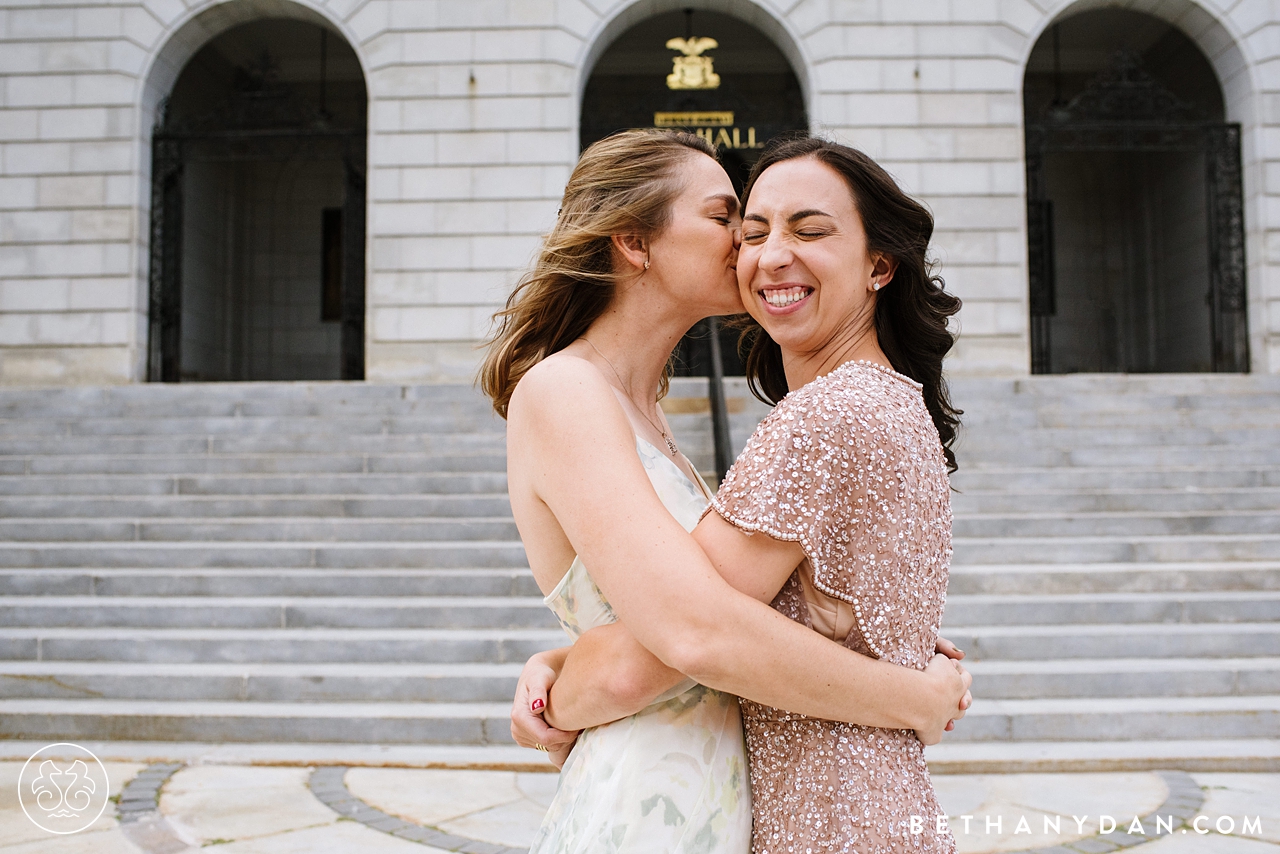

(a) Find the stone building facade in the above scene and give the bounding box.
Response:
[0,0,1277,385]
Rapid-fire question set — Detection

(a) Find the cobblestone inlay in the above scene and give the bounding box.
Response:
[116,762,190,854]
[308,765,527,854]
[116,762,184,824]
[1013,770,1205,854]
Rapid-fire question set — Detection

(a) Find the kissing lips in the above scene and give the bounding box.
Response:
[759,285,813,315]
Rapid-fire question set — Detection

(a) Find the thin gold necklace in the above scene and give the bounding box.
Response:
[580,337,679,458]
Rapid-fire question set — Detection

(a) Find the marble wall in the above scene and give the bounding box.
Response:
[1,0,1277,384]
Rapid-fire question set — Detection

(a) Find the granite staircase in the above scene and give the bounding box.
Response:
[938,374,1280,771]
[0,382,554,746]
[0,375,1277,771]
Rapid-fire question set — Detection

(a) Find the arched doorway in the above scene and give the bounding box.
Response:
[581,8,809,377]
[148,19,367,382]
[1023,9,1248,374]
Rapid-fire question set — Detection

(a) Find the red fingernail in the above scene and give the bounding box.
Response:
[531,698,545,711]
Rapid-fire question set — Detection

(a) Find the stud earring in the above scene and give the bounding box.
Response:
[644,257,650,270]
[872,281,881,291]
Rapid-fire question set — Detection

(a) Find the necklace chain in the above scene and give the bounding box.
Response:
[580,338,679,458]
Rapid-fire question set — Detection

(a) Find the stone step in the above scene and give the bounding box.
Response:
[32,437,1280,463]
[940,622,1280,660]
[0,414,506,438]
[923,738,1280,774]
[947,562,1280,594]
[4,453,509,476]
[0,541,530,568]
[4,563,1269,598]
[1,693,1275,745]
[966,657,1280,699]
[0,568,543,597]
[0,595,558,629]
[952,510,1280,538]
[0,383,496,419]
[0,433,508,457]
[965,392,1280,413]
[0,627,562,664]
[8,494,1276,522]
[950,467,1280,491]
[0,697,514,744]
[0,494,515,519]
[943,591,1280,625]
[957,426,1280,448]
[0,517,522,543]
[3,622,1272,664]
[959,445,1280,468]
[0,472,509,496]
[8,469,1269,498]
[951,488,1280,514]
[14,535,1271,569]
[1,591,1268,629]
[953,533,1280,564]
[0,736,1271,775]
[0,661,522,703]
[14,512,1271,543]
[959,408,1280,429]
[951,695,1280,742]
[949,377,1280,399]
[5,657,1275,704]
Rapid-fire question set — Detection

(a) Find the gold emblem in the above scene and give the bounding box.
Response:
[665,37,720,90]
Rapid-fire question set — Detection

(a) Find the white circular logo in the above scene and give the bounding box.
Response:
[18,743,110,835]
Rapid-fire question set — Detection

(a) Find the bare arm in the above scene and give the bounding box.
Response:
[544,510,970,735]
[544,622,684,731]
[510,361,966,737]
[509,647,579,769]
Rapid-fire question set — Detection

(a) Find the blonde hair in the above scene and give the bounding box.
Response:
[479,129,719,418]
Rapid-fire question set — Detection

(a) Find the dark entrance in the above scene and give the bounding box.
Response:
[1023,10,1248,374]
[148,19,367,382]
[581,9,809,379]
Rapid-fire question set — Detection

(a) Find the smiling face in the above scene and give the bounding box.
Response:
[644,152,744,318]
[738,156,894,371]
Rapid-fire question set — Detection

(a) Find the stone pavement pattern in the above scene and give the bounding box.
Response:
[2,761,1280,853]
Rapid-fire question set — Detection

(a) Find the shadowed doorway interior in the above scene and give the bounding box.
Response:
[1023,9,1247,374]
[148,19,368,382]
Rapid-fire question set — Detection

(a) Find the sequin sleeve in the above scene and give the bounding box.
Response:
[705,382,873,589]
[703,362,953,666]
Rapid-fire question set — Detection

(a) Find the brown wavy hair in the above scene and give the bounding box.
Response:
[479,129,719,418]
[738,137,963,472]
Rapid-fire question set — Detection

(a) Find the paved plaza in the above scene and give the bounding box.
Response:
[1,742,1278,854]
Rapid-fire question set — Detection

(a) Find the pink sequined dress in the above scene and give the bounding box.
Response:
[706,359,955,854]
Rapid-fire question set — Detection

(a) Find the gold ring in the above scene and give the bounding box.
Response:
[534,743,548,752]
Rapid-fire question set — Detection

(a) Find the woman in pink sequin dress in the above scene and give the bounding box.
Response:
[520,137,964,853]
[711,138,961,852]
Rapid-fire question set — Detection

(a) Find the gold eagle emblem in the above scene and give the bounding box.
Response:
[666,37,720,90]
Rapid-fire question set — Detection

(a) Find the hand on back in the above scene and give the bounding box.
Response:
[914,642,972,745]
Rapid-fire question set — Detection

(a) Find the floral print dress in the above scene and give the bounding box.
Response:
[529,438,752,854]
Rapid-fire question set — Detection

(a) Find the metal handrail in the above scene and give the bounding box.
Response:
[706,317,733,482]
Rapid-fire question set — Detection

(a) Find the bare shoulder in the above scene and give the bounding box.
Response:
[508,352,632,448]
[510,352,609,423]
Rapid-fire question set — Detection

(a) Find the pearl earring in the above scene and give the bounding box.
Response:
[872,281,881,291]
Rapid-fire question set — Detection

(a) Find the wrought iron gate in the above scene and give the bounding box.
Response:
[1025,52,1248,373]
[146,65,367,382]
